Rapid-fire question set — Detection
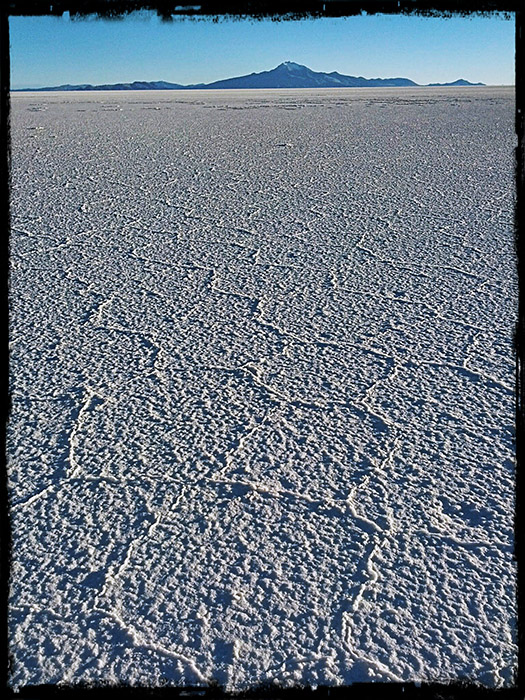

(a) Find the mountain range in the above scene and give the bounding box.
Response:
[14,62,485,92]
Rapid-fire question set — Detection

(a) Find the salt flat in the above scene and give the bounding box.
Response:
[8,87,517,689]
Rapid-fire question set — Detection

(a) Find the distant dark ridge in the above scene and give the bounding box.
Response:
[13,62,485,92]
[427,78,485,86]
[15,80,184,91]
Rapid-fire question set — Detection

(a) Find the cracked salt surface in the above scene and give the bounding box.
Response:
[8,87,517,689]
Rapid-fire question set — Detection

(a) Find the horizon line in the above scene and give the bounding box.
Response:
[11,61,500,91]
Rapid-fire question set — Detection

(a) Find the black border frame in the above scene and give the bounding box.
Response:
[2,2,522,699]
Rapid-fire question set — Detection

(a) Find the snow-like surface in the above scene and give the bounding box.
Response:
[8,88,517,690]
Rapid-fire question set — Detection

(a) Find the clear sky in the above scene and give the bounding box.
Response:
[9,10,515,89]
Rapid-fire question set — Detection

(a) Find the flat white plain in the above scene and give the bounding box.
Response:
[8,87,517,690]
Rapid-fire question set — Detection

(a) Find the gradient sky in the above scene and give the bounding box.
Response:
[9,10,515,89]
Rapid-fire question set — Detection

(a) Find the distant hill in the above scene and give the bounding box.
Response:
[13,62,485,92]
[427,78,485,87]
[17,80,184,92]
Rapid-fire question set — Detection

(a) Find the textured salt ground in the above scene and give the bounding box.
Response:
[8,87,517,689]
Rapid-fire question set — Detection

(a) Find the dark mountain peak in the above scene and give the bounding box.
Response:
[275,61,309,72]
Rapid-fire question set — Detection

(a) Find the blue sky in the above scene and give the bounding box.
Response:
[9,11,515,89]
